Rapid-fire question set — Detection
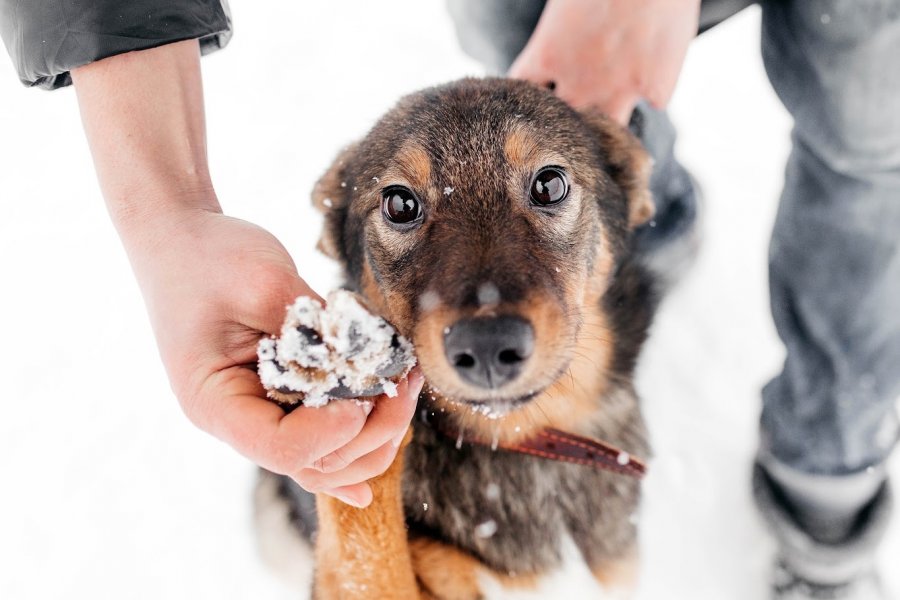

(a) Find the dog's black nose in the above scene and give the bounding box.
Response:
[443,316,534,389]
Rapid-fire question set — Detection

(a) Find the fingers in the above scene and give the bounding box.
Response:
[239,259,322,336]
[316,368,425,473]
[603,93,639,126]
[192,366,424,509]
[321,483,373,509]
[192,366,370,474]
[644,82,676,113]
[510,54,637,125]
[298,442,399,497]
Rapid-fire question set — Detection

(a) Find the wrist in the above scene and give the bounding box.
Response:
[72,39,219,233]
[105,180,222,234]
[110,191,223,275]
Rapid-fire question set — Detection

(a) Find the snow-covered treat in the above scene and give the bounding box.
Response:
[258,290,416,408]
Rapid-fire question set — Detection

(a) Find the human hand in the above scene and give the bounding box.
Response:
[72,41,423,508]
[509,0,701,124]
[127,209,424,508]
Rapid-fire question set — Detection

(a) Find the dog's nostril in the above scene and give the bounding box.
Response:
[497,349,524,365]
[454,353,476,369]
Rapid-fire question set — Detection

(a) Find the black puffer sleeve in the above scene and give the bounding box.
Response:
[0,0,232,89]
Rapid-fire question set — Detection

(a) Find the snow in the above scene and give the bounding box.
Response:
[419,290,441,312]
[486,483,501,501]
[474,519,498,539]
[476,281,501,307]
[258,290,415,407]
[478,535,616,600]
[2,3,899,600]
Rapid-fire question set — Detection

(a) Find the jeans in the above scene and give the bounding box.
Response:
[446,0,900,477]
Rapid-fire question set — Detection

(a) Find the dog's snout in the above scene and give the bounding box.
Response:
[443,316,534,389]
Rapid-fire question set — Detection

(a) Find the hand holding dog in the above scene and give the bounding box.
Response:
[72,40,421,508]
[510,0,701,124]
[122,210,423,509]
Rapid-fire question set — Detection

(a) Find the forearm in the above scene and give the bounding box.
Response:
[71,39,230,381]
[72,39,220,235]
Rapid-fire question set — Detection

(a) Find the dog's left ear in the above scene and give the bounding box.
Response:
[581,110,655,229]
[311,143,358,260]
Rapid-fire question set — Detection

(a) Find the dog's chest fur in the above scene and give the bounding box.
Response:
[401,385,648,578]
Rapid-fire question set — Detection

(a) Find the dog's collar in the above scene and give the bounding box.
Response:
[422,414,647,479]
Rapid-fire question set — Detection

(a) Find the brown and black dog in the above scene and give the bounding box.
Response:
[256,77,659,599]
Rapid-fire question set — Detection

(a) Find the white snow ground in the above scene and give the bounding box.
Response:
[0,3,897,599]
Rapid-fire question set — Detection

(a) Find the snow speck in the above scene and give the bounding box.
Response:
[477,282,500,307]
[381,379,399,398]
[372,176,380,183]
[617,451,631,466]
[340,181,347,188]
[419,290,441,312]
[469,403,506,420]
[257,338,276,361]
[485,483,501,501]
[422,502,429,512]
[354,399,374,416]
[353,186,358,191]
[443,186,454,196]
[821,13,831,24]
[443,326,451,335]
[323,198,333,208]
[475,519,498,539]
[554,266,561,273]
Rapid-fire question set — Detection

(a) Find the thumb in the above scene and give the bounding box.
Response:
[240,263,324,336]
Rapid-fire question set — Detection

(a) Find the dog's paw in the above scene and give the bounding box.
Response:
[258,290,416,407]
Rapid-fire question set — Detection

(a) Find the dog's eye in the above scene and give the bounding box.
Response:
[382,186,422,225]
[530,167,569,206]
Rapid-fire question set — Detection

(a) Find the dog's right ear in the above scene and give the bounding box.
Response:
[579,110,655,229]
[311,143,358,260]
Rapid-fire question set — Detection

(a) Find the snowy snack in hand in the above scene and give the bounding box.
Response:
[257,290,416,407]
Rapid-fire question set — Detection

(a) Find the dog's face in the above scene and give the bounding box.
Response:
[314,78,652,437]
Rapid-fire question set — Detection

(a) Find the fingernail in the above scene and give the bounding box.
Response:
[325,488,370,508]
[332,493,365,508]
[391,426,409,448]
[408,367,425,396]
[355,399,374,416]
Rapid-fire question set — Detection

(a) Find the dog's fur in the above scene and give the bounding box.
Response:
[257,78,659,599]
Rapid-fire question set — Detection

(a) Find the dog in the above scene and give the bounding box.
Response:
[254,77,659,599]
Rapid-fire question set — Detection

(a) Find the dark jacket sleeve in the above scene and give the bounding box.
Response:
[0,0,232,89]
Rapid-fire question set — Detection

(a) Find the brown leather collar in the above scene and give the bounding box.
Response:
[427,417,647,479]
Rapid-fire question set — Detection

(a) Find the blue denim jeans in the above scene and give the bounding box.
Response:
[447,0,900,477]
